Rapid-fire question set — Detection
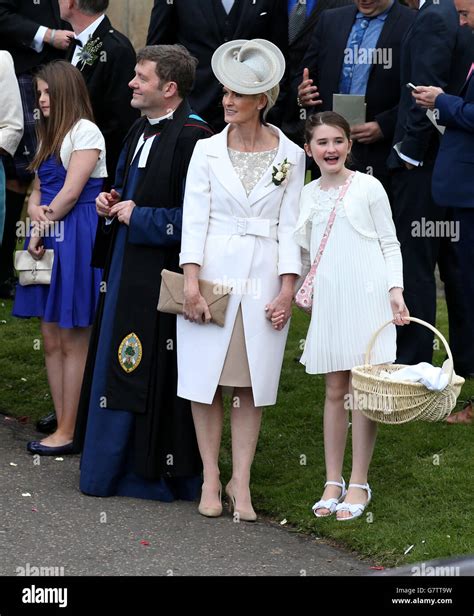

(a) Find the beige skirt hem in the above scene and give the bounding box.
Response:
[218,305,252,388]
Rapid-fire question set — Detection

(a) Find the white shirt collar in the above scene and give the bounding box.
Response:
[418,0,426,8]
[147,108,176,125]
[75,14,106,45]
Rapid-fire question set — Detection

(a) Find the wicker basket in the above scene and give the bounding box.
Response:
[351,317,465,424]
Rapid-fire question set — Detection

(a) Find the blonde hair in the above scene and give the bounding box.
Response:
[262,84,280,121]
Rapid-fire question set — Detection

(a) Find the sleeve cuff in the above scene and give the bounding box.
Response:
[179,252,204,267]
[278,261,302,276]
[32,26,47,52]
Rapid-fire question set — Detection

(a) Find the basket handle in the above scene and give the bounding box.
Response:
[364,317,454,385]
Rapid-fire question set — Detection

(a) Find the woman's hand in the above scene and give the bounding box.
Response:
[390,287,410,326]
[27,236,45,261]
[265,291,293,331]
[183,288,212,325]
[28,204,52,224]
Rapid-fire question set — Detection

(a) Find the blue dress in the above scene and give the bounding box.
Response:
[78,142,201,502]
[13,156,103,328]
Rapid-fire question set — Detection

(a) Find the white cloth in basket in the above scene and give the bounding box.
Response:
[380,361,451,391]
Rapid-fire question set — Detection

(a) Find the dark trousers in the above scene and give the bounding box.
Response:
[438,207,474,377]
[0,189,25,284]
[391,165,446,364]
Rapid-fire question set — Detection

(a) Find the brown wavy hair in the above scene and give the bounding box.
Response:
[30,61,94,170]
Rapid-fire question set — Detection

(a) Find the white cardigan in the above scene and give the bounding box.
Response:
[294,171,404,291]
[0,51,23,157]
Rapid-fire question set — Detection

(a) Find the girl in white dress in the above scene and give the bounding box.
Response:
[293,112,409,520]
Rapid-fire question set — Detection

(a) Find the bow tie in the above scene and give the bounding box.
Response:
[70,38,83,48]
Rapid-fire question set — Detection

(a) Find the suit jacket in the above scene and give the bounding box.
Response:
[177,125,305,407]
[388,0,474,169]
[432,72,474,207]
[0,0,68,75]
[282,0,353,145]
[67,15,139,183]
[298,1,416,180]
[146,0,288,131]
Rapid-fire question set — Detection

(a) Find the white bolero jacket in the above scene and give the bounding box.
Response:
[294,171,404,291]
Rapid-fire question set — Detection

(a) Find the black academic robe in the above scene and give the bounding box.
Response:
[74,101,213,480]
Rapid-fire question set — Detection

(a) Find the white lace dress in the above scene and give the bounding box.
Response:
[297,178,396,374]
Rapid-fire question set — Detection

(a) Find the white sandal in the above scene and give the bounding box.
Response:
[335,483,372,521]
[312,478,347,518]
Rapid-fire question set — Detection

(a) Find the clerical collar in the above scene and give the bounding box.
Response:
[143,108,176,139]
[147,108,176,125]
[74,14,106,46]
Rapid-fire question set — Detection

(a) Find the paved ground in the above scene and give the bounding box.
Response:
[0,414,371,577]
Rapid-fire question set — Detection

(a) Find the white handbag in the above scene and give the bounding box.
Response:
[14,249,54,286]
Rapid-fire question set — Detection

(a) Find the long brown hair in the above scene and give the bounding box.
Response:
[30,61,94,170]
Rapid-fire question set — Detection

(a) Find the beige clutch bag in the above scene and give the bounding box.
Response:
[14,249,54,286]
[157,269,232,327]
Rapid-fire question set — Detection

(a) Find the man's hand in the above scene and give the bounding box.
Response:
[96,189,121,218]
[297,68,322,108]
[47,29,75,51]
[109,200,136,226]
[351,121,384,144]
[412,86,444,109]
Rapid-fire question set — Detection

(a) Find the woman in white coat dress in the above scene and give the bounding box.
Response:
[177,40,305,521]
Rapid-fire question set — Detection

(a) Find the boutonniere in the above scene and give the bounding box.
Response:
[78,36,103,69]
[271,158,292,186]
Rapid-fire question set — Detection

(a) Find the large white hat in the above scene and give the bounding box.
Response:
[211,39,285,95]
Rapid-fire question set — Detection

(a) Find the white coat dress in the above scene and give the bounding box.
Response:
[177,125,305,407]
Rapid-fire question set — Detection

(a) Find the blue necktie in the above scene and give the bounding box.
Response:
[339,17,371,95]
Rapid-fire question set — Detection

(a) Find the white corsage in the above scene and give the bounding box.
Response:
[271,158,292,186]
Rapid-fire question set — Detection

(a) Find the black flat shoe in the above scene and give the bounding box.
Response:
[26,441,76,456]
[35,412,57,434]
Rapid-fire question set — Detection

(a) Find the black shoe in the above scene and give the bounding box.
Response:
[35,412,57,434]
[27,441,76,456]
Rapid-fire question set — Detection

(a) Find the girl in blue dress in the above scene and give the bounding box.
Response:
[13,61,105,455]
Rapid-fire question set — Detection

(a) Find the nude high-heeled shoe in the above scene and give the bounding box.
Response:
[225,482,257,522]
[198,483,223,518]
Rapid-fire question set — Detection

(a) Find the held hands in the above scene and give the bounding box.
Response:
[390,287,410,326]
[265,291,293,331]
[297,68,322,108]
[412,86,444,109]
[351,121,383,144]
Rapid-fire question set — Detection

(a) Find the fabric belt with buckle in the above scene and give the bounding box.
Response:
[208,217,278,239]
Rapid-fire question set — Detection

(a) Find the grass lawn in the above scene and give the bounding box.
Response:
[0,297,472,568]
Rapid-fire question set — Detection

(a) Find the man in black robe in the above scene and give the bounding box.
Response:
[73,45,213,501]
